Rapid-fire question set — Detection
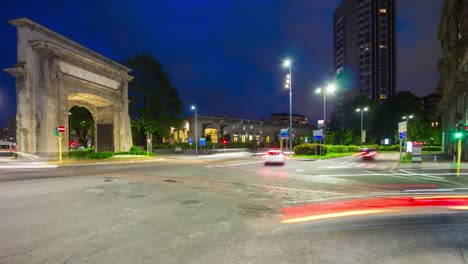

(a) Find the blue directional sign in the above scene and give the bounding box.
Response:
[200,138,206,147]
[188,138,193,145]
[313,129,323,141]
[399,132,407,139]
[280,129,288,139]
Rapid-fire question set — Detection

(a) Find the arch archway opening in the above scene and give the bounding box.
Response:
[69,106,94,149]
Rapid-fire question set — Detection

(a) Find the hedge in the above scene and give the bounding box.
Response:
[115,150,155,156]
[422,146,442,151]
[68,148,94,158]
[293,143,327,155]
[86,151,114,159]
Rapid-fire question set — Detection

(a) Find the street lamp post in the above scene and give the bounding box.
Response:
[283,59,293,154]
[315,84,336,145]
[356,107,368,147]
[191,105,198,155]
[402,115,414,140]
[401,114,414,160]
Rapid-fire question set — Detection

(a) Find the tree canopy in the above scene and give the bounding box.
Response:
[124,54,183,145]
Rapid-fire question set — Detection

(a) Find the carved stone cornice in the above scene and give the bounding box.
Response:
[60,73,122,96]
[30,40,133,82]
[9,17,131,73]
[4,62,26,79]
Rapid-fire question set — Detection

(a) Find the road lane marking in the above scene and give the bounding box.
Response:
[214,161,265,167]
[399,169,444,180]
[404,188,454,192]
[363,170,378,175]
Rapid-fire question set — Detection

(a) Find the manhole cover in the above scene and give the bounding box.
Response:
[104,178,113,182]
[182,200,201,205]
[164,179,178,183]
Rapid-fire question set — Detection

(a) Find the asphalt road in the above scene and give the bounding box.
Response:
[1,153,468,263]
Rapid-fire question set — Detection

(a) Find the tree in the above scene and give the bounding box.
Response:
[69,106,93,147]
[374,91,420,142]
[342,129,355,145]
[124,54,183,145]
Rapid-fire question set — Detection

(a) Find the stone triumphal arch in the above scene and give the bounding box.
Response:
[4,18,133,155]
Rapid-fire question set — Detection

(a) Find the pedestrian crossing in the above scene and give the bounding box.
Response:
[311,159,386,170]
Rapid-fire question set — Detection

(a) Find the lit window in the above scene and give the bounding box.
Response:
[379,44,386,48]
[204,128,219,143]
[266,136,270,143]
[233,134,239,143]
[256,135,260,141]
[241,134,246,143]
[249,135,253,142]
[379,94,388,100]
[379,8,387,14]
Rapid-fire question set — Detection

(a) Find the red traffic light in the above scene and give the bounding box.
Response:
[222,139,227,145]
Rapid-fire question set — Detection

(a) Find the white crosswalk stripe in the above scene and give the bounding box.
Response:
[313,159,384,170]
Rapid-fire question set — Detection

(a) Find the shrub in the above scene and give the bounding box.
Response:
[87,151,114,159]
[294,143,327,155]
[422,146,442,151]
[130,146,143,152]
[379,145,400,151]
[346,145,361,152]
[68,148,94,158]
[327,145,347,153]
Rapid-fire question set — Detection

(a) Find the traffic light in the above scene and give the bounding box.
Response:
[453,121,466,139]
[54,126,59,137]
[222,139,227,145]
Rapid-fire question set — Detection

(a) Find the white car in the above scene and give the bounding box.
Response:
[264,150,286,165]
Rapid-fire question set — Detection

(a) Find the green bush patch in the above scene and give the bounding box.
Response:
[86,151,114,159]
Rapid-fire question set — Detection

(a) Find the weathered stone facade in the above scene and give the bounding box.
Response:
[436,0,468,159]
[4,18,133,155]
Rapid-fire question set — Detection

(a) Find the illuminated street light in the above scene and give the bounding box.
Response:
[315,83,337,145]
[191,105,198,155]
[282,59,293,154]
[356,107,369,147]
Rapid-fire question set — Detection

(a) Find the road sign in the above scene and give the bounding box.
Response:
[280,129,288,139]
[200,138,206,147]
[398,121,407,133]
[58,125,66,133]
[313,129,323,141]
[398,131,407,139]
[188,138,193,145]
[412,142,423,162]
[317,120,324,129]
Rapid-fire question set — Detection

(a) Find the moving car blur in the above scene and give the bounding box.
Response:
[354,148,378,160]
[264,149,286,165]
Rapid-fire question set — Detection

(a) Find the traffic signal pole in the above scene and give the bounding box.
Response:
[59,135,62,163]
[457,138,462,178]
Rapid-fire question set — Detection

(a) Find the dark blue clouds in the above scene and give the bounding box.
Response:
[0,0,442,128]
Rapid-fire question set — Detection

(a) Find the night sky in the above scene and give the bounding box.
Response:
[0,0,443,128]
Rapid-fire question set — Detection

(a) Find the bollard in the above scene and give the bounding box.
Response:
[434,155,437,163]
